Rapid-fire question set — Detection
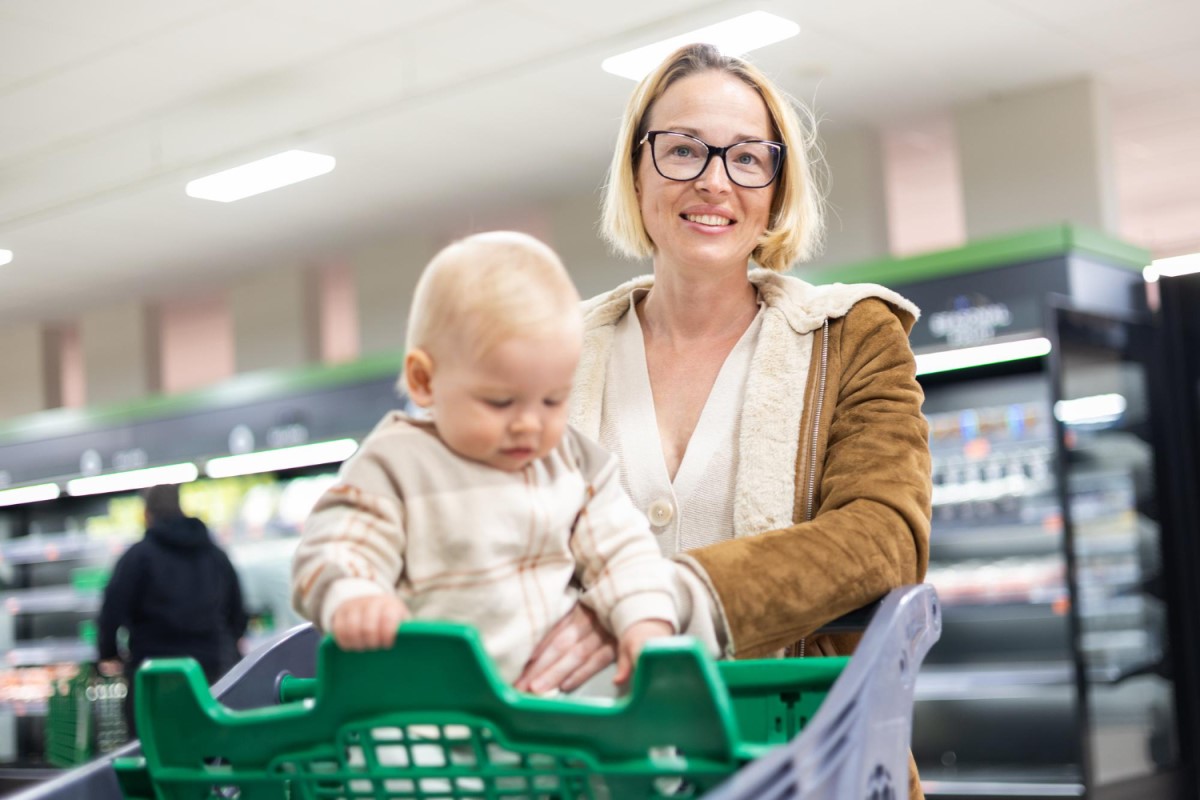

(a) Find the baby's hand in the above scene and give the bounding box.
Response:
[330,595,410,651]
[614,619,675,686]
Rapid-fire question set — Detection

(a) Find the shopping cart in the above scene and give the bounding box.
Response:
[12,583,939,800]
[43,668,128,768]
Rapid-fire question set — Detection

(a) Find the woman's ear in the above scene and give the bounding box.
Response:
[404,349,436,408]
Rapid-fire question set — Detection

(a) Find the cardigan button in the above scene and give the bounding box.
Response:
[648,498,675,527]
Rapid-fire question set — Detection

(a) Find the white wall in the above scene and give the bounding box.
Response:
[801,124,891,273]
[231,265,316,373]
[546,190,645,299]
[80,301,155,406]
[956,78,1119,238]
[0,325,47,419]
[354,233,439,356]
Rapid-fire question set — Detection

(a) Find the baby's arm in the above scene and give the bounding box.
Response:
[567,435,678,682]
[291,437,408,647]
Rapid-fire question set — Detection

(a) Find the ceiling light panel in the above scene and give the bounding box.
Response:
[185,150,336,203]
[602,11,801,81]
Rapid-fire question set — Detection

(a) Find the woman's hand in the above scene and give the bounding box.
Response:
[514,603,616,694]
[330,595,410,651]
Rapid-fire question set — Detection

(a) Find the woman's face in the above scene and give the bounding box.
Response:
[637,70,777,275]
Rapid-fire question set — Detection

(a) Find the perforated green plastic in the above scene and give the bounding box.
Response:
[112,622,845,799]
[46,669,127,768]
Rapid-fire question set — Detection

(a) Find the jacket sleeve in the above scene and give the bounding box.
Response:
[290,435,407,633]
[569,435,678,637]
[97,546,143,661]
[686,299,932,658]
[222,553,249,640]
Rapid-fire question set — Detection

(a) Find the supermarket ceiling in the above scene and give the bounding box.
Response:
[1,0,1199,324]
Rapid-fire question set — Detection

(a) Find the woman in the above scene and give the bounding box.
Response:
[516,43,931,796]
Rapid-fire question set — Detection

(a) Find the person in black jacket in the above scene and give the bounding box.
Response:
[97,483,248,734]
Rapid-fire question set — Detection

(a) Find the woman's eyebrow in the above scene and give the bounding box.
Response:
[664,125,772,142]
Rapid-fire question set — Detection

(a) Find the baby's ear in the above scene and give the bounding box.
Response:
[404,350,436,407]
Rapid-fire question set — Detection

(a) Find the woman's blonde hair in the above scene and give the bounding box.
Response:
[601,43,825,272]
[403,231,581,390]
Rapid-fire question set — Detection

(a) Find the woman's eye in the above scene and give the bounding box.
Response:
[670,145,695,158]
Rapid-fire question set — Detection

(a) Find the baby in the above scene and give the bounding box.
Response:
[292,231,677,688]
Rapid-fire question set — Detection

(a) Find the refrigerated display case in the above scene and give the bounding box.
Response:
[916,322,1181,799]
[0,355,406,771]
[0,495,133,768]
[810,226,1198,799]
[1050,303,1179,794]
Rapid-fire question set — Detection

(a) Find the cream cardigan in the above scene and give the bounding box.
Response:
[598,288,765,555]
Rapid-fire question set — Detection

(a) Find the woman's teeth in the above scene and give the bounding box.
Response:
[684,214,732,226]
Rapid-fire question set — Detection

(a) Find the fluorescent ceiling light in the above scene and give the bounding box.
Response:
[915,337,1052,376]
[602,11,800,81]
[0,483,61,508]
[0,250,11,266]
[1144,252,1200,282]
[67,463,199,497]
[185,150,336,203]
[1054,393,1127,426]
[204,439,358,479]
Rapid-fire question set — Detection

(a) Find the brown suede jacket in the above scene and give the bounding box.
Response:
[571,269,932,798]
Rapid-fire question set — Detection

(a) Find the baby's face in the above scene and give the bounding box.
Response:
[424,324,581,472]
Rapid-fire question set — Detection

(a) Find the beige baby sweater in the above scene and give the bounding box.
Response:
[291,413,678,683]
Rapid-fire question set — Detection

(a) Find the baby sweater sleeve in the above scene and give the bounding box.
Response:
[566,430,678,637]
[291,431,407,633]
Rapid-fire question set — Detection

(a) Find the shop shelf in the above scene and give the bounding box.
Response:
[0,587,100,616]
[4,640,96,668]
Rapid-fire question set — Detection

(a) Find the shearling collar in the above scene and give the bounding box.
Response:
[581,268,920,336]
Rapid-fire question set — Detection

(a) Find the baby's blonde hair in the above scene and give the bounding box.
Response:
[602,43,825,271]
[403,231,581,390]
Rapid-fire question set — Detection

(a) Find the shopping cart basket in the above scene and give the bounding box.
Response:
[44,667,128,768]
[12,583,939,800]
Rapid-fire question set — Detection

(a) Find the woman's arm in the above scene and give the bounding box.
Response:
[687,299,932,658]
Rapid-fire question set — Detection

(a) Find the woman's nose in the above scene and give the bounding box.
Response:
[694,154,733,193]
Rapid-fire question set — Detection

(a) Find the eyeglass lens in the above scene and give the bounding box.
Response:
[650,132,781,188]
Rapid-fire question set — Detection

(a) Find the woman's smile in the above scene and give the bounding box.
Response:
[680,204,737,233]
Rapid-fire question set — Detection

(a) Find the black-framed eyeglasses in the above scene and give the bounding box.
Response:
[639,130,786,189]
